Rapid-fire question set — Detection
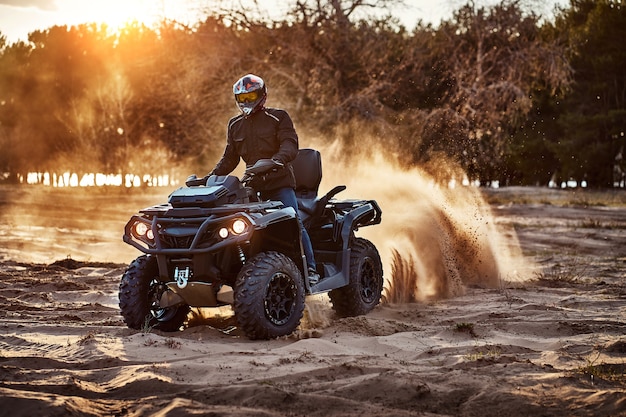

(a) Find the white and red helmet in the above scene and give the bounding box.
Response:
[233,74,267,116]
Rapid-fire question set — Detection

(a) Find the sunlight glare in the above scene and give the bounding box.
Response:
[59,0,165,32]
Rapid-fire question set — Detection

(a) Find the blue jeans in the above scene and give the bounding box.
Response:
[260,187,316,272]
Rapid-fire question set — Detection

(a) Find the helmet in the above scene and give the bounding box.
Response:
[233,74,267,116]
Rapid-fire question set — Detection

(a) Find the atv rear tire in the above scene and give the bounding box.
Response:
[234,251,305,340]
[329,238,383,317]
[119,255,190,332]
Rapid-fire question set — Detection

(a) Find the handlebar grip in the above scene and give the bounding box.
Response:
[185,174,209,187]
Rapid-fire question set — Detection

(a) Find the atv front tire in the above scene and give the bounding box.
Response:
[234,251,305,340]
[329,238,383,317]
[119,255,190,332]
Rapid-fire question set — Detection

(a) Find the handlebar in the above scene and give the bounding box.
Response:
[242,159,284,183]
[186,159,284,187]
[185,174,209,187]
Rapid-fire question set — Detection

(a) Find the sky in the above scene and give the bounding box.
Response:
[0,0,568,44]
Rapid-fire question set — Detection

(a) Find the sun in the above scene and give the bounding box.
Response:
[58,0,167,32]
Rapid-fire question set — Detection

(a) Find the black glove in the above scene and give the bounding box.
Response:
[185,174,210,187]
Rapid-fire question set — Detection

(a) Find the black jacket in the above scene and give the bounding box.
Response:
[212,107,299,191]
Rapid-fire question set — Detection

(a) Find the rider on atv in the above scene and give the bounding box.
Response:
[119,75,383,340]
[207,73,320,284]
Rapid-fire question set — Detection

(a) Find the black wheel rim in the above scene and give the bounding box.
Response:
[149,279,179,322]
[360,257,379,303]
[264,272,297,326]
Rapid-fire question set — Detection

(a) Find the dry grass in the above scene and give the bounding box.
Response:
[534,262,589,285]
[454,322,477,337]
[573,353,626,387]
[383,249,419,304]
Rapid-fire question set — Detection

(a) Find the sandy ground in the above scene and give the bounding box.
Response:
[0,185,625,416]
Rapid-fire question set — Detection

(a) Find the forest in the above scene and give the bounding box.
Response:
[0,0,624,188]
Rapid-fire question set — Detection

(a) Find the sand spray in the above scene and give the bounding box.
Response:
[302,140,530,329]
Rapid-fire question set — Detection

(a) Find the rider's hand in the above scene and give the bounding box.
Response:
[186,174,211,187]
[185,174,198,187]
[202,171,216,183]
[271,158,284,168]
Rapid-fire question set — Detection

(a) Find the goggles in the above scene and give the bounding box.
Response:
[235,91,260,104]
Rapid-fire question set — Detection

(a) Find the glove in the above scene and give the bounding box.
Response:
[271,158,284,168]
[185,174,197,187]
[185,174,210,187]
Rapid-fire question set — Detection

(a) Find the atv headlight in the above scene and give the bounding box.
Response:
[132,221,154,242]
[133,222,149,237]
[217,218,248,240]
[232,218,247,235]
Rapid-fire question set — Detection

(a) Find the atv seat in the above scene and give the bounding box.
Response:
[293,148,346,228]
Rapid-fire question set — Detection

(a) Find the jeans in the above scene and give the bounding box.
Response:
[260,187,317,272]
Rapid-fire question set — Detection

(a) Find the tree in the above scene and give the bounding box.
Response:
[553,0,626,187]
[411,1,571,182]
[212,0,407,128]
[502,88,564,186]
[0,36,29,177]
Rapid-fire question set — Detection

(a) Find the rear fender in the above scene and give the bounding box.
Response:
[309,201,381,293]
[340,202,380,246]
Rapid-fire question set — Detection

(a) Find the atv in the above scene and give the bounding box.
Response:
[119,148,383,339]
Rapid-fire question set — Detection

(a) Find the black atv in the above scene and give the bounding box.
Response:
[119,148,383,339]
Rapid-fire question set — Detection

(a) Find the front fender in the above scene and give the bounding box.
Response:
[249,207,306,273]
